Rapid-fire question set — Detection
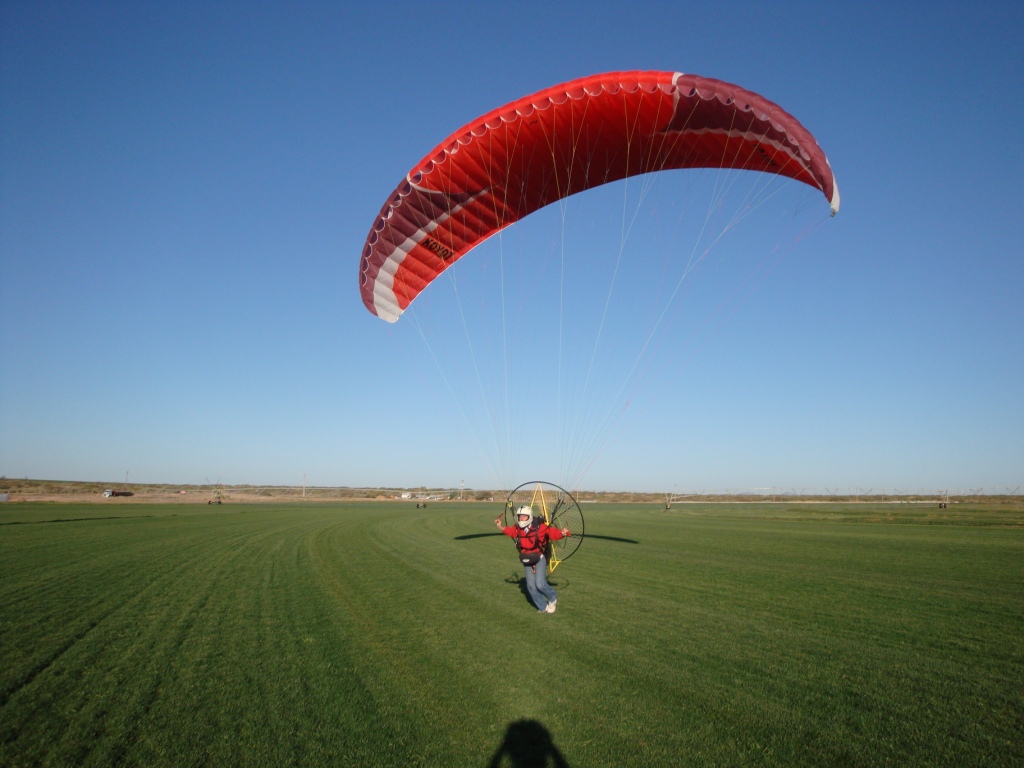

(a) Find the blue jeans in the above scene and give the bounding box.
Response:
[524,556,557,611]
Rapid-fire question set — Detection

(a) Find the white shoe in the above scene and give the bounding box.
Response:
[545,601,556,613]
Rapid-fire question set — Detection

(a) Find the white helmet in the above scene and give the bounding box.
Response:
[516,506,534,529]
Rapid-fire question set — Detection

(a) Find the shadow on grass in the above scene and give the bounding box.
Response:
[0,516,156,526]
[455,532,639,544]
[585,534,638,544]
[487,719,570,767]
[505,574,537,607]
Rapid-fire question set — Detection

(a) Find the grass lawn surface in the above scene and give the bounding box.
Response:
[1,501,1022,766]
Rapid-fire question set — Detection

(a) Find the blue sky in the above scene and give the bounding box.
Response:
[2,1,1022,493]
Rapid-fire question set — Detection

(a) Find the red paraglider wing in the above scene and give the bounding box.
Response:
[359,71,838,322]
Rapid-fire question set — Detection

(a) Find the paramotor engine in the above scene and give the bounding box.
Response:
[504,481,584,573]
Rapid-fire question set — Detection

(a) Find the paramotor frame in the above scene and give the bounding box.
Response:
[504,481,584,572]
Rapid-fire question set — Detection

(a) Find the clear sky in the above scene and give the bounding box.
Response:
[2,1,1022,494]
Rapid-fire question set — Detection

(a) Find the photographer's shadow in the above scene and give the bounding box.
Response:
[487,719,570,768]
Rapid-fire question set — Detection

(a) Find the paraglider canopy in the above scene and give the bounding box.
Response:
[359,70,839,323]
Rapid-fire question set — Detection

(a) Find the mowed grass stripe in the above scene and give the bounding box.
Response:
[0,508,402,766]
[305,506,575,763]
[0,514,239,706]
[120,510,412,767]
[1,502,1022,766]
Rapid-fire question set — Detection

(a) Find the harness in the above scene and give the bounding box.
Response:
[514,520,542,551]
[514,519,551,567]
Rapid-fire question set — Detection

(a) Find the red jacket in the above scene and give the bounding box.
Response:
[501,522,566,553]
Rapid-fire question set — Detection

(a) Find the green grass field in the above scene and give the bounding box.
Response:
[1,501,1022,766]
